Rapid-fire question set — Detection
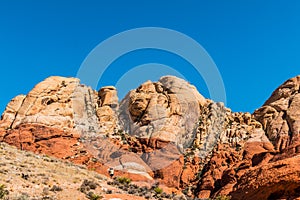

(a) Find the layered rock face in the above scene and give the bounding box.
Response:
[0,77,104,169]
[1,75,300,200]
[254,76,300,152]
[0,76,100,133]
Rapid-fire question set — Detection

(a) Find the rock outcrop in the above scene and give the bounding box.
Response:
[0,76,121,179]
[119,76,206,147]
[254,76,300,152]
[1,75,300,200]
[96,86,119,135]
[0,76,100,134]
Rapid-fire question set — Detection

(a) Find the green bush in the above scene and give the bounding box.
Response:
[117,177,131,184]
[0,184,8,199]
[215,195,231,200]
[87,192,103,200]
[153,187,163,194]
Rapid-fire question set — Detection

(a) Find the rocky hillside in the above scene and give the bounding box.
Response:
[0,75,300,200]
[0,142,150,200]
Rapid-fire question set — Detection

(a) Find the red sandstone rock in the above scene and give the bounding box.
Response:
[0,75,300,200]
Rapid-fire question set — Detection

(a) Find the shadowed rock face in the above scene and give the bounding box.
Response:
[1,75,300,200]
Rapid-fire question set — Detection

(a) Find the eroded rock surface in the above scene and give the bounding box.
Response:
[0,76,101,135]
[119,76,206,147]
[254,75,300,152]
[96,86,119,135]
[1,75,300,200]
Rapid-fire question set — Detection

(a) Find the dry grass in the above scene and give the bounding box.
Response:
[0,142,144,200]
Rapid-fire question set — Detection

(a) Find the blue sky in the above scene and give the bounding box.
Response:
[0,1,299,113]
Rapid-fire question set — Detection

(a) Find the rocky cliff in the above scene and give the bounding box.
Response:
[1,75,300,200]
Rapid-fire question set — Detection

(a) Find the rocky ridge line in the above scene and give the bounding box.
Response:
[0,75,300,200]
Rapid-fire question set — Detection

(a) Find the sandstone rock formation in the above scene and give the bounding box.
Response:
[254,76,300,153]
[0,76,122,179]
[119,76,206,147]
[0,94,26,129]
[0,76,100,133]
[1,75,300,200]
[96,86,119,135]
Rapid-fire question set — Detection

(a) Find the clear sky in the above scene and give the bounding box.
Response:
[0,0,299,114]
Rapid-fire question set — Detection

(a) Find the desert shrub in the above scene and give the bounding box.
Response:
[117,177,131,185]
[16,193,30,200]
[49,185,63,192]
[153,187,163,194]
[0,184,9,199]
[80,179,98,194]
[41,196,54,200]
[87,192,103,200]
[84,180,97,189]
[215,195,231,200]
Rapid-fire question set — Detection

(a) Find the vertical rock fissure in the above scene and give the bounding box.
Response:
[9,95,27,129]
[197,103,226,161]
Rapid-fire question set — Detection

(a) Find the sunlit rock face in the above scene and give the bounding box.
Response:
[119,75,206,147]
[1,75,300,200]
